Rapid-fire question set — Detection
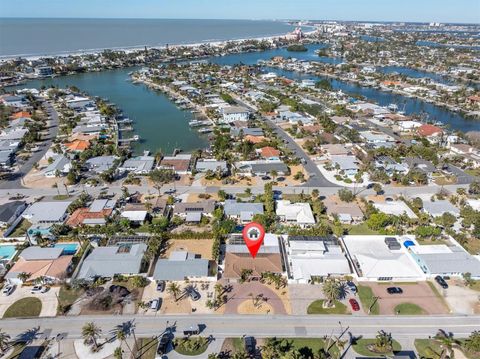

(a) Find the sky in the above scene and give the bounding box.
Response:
[1,0,479,24]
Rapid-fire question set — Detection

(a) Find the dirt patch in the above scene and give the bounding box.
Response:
[365,282,449,315]
[160,294,192,314]
[237,300,274,314]
[162,239,214,259]
[187,193,219,202]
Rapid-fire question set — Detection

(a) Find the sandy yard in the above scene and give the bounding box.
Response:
[162,239,214,259]
[281,164,309,186]
[200,175,260,187]
[364,282,450,315]
[23,166,69,189]
[441,279,480,314]
[223,281,291,315]
[237,300,274,314]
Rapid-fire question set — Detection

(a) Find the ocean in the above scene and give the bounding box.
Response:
[0,18,296,58]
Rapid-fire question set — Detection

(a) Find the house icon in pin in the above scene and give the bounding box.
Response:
[248,228,260,240]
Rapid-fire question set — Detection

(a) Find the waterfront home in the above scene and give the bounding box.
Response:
[341,235,426,282]
[224,200,264,223]
[221,106,250,123]
[417,124,443,143]
[359,130,395,146]
[285,235,351,284]
[0,94,28,109]
[235,160,289,177]
[195,159,228,175]
[159,154,192,175]
[22,201,71,224]
[276,200,315,228]
[76,243,147,280]
[0,201,27,229]
[85,156,117,174]
[224,234,284,280]
[153,251,212,281]
[66,199,116,227]
[323,195,363,224]
[44,156,72,177]
[119,155,155,174]
[66,96,94,110]
[6,246,73,285]
[173,201,216,222]
[231,127,264,138]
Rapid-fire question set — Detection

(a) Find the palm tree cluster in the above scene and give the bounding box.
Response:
[261,272,288,289]
[322,279,347,308]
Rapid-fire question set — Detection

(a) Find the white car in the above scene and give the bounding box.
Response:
[30,285,48,294]
[2,284,15,296]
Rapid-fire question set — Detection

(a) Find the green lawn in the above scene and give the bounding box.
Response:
[357,285,379,315]
[53,194,71,200]
[394,303,425,315]
[9,219,31,237]
[173,337,209,356]
[135,338,158,359]
[414,339,444,359]
[57,286,84,314]
[307,300,349,314]
[353,339,402,357]
[290,338,340,358]
[3,297,42,318]
[345,223,379,235]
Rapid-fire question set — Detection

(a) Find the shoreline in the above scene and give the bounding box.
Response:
[0,26,317,61]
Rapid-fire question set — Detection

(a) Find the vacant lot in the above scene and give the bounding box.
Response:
[364,282,449,315]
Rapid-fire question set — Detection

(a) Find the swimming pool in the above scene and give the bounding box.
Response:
[0,245,17,260]
[54,243,79,255]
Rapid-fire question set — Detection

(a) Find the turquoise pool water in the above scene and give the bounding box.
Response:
[0,245,16,260]
[54,243,79,255]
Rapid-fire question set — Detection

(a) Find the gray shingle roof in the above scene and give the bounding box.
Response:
[77,243,146,279]
[224,200,264,217]
[20,247,63,261]
[153,251,209,280]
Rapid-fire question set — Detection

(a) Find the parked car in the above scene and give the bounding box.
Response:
[31,285,48,294]
[183,325,200,336]
[157,280,166,292]
[244,336,256,356]
[261,176,271,181]
[189,289,201,301]
[346,281,357,294]
[157,333,170,355]
[435,275,449,289]
[150,298,161,311]
[386,287,403,294]
[349,298,360,311]
[2,284,15,296]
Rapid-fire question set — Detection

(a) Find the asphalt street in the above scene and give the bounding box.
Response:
[2,314,479,342]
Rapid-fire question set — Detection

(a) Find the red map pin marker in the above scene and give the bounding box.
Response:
[242,222,265,258]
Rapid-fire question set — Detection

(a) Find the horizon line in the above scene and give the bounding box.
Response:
[1,17,479,25]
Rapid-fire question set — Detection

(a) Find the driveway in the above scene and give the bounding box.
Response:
[365,282,449,315]
[289,284,325,315]
[444,165,477,185]
[224,282,288,315]
[0,285,59,318]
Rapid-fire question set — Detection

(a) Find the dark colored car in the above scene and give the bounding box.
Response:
[387,287,403,294]
[435,275,449,289]
[346,281,357,294]
[244,336,256,356]
[157,280,166,292]
[261,176,271,180]
[349,298,360,311]
[157,333,170,355]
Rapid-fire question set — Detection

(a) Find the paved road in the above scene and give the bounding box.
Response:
[1,314,479,342]
[0,102,59,190]
[265,119,338,187]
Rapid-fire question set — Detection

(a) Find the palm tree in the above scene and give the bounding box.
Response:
[82,322,102,351]
[434,330,456,359]
[322,279,342,307]
[113,346,123,359]
[374,330,393,353]
[0,330,11,354]
[17,272,31,283]
[115,329,133,356]
[167,282,182,302]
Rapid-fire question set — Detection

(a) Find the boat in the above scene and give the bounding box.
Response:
[198,128,213,133]
[388,103,399,112]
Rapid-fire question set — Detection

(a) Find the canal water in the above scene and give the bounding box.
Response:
[14,44,480,155]
[19,68,209,155]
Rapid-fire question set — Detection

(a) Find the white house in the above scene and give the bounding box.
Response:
[222,106,249,123]
[276,200,315,227]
